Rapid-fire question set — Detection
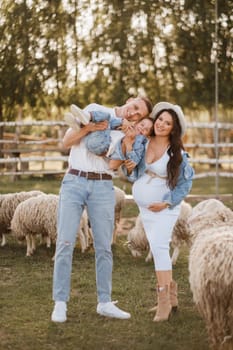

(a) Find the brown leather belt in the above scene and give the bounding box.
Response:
[68,168,112,180]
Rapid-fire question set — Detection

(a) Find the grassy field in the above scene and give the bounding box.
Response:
[0,175,232,350]
[1,237,209,350]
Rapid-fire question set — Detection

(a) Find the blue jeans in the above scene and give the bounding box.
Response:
[85,111,122,155]
[53,173,115,303]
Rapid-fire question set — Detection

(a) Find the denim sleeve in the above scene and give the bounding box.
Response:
[121,164,139,183]
[83,104,122,129]
[125,135,147,165]
[162,154,194,208]
[121,154,146,183]
[109,140,125,160]
[84,103,103,112]
[110,117,122,129]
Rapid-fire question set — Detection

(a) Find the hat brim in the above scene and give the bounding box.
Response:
[150,102,186,136]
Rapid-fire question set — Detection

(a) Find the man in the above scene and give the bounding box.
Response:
[51,96,152,323]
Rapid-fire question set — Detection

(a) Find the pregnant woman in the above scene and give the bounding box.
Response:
[124,102,194,322]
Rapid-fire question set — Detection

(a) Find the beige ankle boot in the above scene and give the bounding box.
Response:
[170,280,178,312]
[149,280,178,313]
[153,285,172,322]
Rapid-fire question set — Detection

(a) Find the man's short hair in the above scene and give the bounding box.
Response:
[137,96,153,114]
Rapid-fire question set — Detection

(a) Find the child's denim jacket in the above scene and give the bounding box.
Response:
[123,151,194,209]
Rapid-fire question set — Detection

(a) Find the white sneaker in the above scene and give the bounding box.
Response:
[51,301,67,323]
[70,104,90,125]
[64,112,80,131]
[97,301,131,319]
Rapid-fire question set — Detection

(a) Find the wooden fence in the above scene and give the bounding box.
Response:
[0,120,233,178]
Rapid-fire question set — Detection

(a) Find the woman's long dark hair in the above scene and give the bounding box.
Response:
[154,109,184,189]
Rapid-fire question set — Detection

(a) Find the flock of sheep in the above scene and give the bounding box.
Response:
[1,188,233,349]
[0,187,125,256]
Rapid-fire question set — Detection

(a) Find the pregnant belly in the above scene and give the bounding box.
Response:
[132,175,168,208]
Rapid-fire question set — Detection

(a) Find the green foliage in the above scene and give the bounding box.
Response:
[0,0,232,121]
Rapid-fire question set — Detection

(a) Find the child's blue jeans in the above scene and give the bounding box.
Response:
[85,111,122,155]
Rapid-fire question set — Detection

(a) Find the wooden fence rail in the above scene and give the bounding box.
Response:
[1,155,233,166]
[0,120,233,178]
[0,120,233,129]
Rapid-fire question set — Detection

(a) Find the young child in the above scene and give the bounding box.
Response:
[107,117,154,170]
[64,104,154,169]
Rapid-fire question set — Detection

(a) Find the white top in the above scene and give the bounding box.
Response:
[68,104,122,174]
[146,149,169,178]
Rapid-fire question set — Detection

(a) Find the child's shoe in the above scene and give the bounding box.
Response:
[64,112,80,131]
[70,104,90,125]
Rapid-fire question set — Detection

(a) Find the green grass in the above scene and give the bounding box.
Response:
[0,173,232,197]
[0,174,232,349]
[1,237,209,350]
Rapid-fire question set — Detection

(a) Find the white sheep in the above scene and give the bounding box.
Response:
[77,208,93,253]
[11,194,92,256]
[188,198,226,221]
[187,198,233,244]
[189,225,233,349]
[0,190,44,246]
[126,213,151,261]
[112,186,125,244]
[126,201,193,264]
[188,199,233,349]
[170,201,193,264]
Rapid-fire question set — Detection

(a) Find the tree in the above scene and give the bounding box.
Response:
[0,0,232,120]
[172,0,233,110]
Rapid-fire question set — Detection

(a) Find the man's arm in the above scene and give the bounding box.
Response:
[62,121,108,149]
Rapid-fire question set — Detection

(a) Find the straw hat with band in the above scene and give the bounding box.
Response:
[150,102,186,136]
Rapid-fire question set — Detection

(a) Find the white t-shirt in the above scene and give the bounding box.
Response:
[68,104,123,174]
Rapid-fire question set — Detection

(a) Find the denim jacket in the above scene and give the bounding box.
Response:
[123,151,194,209]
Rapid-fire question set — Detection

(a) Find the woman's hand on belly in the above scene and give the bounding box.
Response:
[147,202,168,212]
